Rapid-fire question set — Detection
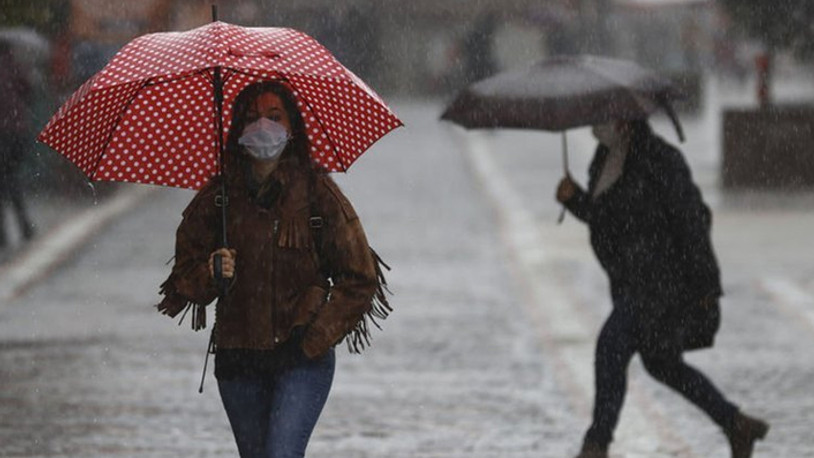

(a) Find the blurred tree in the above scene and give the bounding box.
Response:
[721,0,814,55]
[0,0,70,36]
[719,0,814,105]
[719,0,814,56]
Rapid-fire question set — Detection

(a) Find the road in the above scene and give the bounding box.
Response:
[1,77,813,457]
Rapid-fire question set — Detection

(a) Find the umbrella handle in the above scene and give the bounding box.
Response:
[213,253,227,296]
[557,131,569,224]
[561,131,570,175]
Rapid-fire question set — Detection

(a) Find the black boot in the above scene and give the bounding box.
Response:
[573,441,608,458]
[726,411,769,458]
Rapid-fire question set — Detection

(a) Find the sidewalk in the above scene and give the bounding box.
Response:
[0,187,155,304]
[0,177,121,263]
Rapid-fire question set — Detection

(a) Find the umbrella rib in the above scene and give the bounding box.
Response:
[90,69,213,181]
[286,75,348,172]
[586,61,668,112]
[89,79,151,181]
[92,68,212,92]
[228,67,379,100]
[302,89,348,172]
[143,68,211,87]
[221,67,238,85]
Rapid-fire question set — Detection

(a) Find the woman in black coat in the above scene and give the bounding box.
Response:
[557,119,768,458]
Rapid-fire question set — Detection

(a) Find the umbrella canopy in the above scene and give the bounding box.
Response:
[38,21,403,190]
[441,54,683,139]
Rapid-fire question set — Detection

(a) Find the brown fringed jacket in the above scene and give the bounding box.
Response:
[156,159,390,359]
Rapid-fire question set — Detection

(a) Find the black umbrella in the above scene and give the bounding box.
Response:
[441,54,684,137]
[441,54,685,221]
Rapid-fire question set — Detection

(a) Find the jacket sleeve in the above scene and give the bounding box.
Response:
[301,176,380,358]
[156,184,220,324]
[650,142,722,301]
[563,146,607,223]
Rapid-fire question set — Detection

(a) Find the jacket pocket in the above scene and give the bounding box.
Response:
[292,285,329,326]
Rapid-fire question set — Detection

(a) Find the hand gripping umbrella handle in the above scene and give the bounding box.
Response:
[213,253,228,296]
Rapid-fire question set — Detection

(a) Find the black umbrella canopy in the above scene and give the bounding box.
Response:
[442,54,684,138]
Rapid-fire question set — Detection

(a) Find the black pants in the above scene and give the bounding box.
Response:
[583,302,738,448]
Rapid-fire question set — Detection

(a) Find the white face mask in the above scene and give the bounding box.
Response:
[238,118,290,161]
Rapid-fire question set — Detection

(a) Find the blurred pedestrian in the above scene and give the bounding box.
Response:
[0,41,35,248]
[156,81,389,458]
[556,119,768,458]
[461,11,499,85]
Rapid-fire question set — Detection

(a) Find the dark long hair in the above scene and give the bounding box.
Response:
[225,81,313,171]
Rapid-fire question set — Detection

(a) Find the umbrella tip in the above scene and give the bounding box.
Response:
[211,4,218,22]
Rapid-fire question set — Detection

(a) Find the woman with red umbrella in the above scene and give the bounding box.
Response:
[156,81,390,458]
[36,13,401,457]
[556,119,768,458]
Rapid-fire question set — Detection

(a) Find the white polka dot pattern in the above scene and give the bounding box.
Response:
[38,22,403,189]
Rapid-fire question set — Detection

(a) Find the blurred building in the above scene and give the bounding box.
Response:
[56,0,587,97]
[611,0,716,73]
[610,0,719,112]
[53,0,728,98]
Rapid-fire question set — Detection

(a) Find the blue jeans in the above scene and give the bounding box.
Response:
[217,349,335,458]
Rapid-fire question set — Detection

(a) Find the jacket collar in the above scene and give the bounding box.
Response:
[229,157,311,214]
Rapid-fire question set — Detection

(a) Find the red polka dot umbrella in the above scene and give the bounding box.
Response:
[37,21,403,191]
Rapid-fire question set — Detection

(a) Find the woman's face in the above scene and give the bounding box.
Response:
[244,92,292,134]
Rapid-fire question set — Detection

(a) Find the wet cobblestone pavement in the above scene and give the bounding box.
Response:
[2,83,814,457]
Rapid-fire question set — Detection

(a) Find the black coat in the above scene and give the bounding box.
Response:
[565,126,721,348]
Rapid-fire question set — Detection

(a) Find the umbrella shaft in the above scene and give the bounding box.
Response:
[213,66,228,248]
[561,131,569,176]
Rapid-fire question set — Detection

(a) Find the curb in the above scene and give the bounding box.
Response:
[0,186,157,304]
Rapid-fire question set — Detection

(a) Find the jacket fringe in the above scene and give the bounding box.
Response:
[156,275,207,331]
[345,248,393,353]
[278,215,312,249]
